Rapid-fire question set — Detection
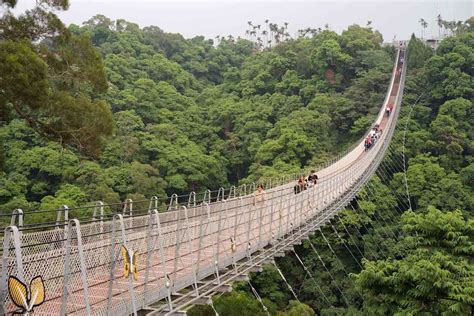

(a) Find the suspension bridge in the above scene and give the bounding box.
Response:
[0,44,408,315]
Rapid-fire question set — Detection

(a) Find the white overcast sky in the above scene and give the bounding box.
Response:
[9,0,474,42]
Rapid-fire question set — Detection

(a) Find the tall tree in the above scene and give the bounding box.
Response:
[0,0,114,155]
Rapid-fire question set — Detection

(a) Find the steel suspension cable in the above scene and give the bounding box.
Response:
[307,240,350,306]
[319,230,354,278]
[348,203,388,260]
[209,299,219,316]
[400,92,424,211]
[248,280,271,316]
[353,195,397,240]
[362,180,404,227]
[384,151,413,207]
[291,249,331,305]
[372,158,410,213]
[335,215,366,260]
[380,145,420,236]
[318,229,365,302]
[374,170,410,213]
[377,152,412,210]
[360,177,404,227]
[272,262,299,302]
[328,220,363,269]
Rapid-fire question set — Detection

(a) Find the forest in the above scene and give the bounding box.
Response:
[1,1,394,217]
[0,1,473,315]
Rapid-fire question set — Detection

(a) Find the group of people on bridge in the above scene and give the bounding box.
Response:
[251,169,320,207]
[294,170,319,194]
[364,124,383,151]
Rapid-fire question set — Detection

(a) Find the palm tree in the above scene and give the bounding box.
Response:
[262,30,268,48]
[264,19,270,46]
[437,14,443,37]
[455,20,464,35]
[256,37,263,50]
[247,21,253,41]
[269,23,277,46]
[297,29,304,38]
[446,21,456,35]
[419,18,428,39]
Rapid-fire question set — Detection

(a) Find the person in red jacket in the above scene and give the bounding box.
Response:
[386,103,393,117]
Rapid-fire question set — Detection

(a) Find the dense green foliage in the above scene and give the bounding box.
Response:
[351,32,473,315]
[1,4,393,215]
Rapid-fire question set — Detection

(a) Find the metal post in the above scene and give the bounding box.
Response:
[93,201,104,234]
[229,185,236,199]
[56,205,69,227]
[196,204,206,277]
[217,187,225,202]
[61,219,91,316]
[232,197,243,267]
[277,188,284,239]
[204,202,220,284]
[123,199,133,217]
[107,214,137,316]
[239,184,247,197]
[291,191,298,233]
[150,208,172,310]
[250,182,256,194]
[268,190,275,245]
[233,197,242,247]
[106,215,118,314]
[144,197,158,303]
[188,192,196,208]
[169,194,178,211]
[172,208,184,288]
[54,205,69,248]
[10,209,23,227]
[203,190,211,205]
[246,195,255,257]
[181,206,199,296]
[257,199,264,248]
[215,201,225,271]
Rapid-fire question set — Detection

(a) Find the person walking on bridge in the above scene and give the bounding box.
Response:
[294,175,307,194]
[253,184,266,206]
[307,170,318,187]
[386,103,393,117]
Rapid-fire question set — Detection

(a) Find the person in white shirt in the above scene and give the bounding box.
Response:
[253,184,266,206]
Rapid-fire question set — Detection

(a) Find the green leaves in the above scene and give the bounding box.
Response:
[352,32,474,314]
[356,208,474,315]
[401,207,473,256]
[0,40,50,109]
[1,6,115,156]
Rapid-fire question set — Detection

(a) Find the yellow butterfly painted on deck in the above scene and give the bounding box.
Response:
[8,275,45,315]
[121,245,138,281]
